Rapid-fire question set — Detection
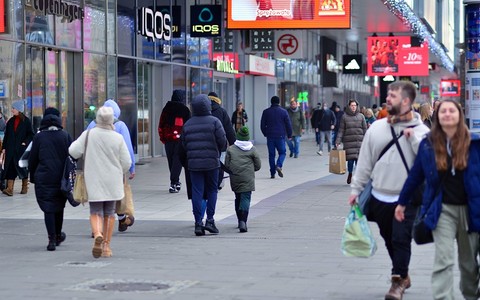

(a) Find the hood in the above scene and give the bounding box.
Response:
[40,114,63,130]
[346,100,360,116]
[103,99,121,119]
[211,100,221,111]
[191,94,211,116]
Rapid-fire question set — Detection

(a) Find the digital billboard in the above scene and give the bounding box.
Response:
[227,0,351,29]
[367,36,429,76]
[0,0,5,33]
[440,79,461,97]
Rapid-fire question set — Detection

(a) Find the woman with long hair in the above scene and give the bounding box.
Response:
[1,100,34,196]
[419,102,433,128]
[395,100,480,299]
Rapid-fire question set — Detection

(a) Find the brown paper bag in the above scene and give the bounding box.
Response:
[116,181,135,216]
[329,150,346,174]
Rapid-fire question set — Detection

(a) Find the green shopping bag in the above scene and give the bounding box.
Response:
[341,204,377,258]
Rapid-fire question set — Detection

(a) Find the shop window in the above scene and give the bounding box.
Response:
[84,0,106,53]
[188,67,212,99]
[25,11,54,45]
[117,57,137,152]
[0,40,24,117]
[83,53,107,128]
[3,0,24,40]
[117,0,136,56]
[107,0,116,54]
[55,0,82,49]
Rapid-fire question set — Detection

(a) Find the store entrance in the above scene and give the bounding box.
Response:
[137,62,151,159]
[213,75,234,118]
[25,46,83,137]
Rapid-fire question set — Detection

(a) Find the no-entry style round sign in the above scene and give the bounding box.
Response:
[277,34,298,55]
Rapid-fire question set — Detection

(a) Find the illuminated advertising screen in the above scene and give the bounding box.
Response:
[0,0,5,33]
[440,79,461,97]
[367,36,429,76]
[227,0,351,29]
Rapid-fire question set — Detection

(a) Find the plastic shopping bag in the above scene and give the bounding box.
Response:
[341,204,377,258]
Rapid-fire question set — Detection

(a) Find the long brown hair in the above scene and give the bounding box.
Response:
[430,99,470,171]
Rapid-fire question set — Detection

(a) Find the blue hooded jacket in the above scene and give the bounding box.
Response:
[398,132,480,232]
[86,99,135,175]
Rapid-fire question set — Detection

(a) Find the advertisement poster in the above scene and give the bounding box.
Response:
[0,0,5,33]
[466,71,480,132]
[367,36,429,76]
[227,0,351,29]
[466,4,480,71]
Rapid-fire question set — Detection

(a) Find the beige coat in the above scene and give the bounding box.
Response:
[69,128,131,202]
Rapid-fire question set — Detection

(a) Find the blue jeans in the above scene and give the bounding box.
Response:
[190,169,219,224]
[347,159,357,173]
[319,130,332,152]
[286,136,301,156]
[332,131,338,147]
[267,137,286,176]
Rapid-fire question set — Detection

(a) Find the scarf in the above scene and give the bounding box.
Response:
[387,110,413,124]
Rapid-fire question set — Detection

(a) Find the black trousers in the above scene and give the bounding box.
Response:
[367,196,416,278]
[165,141,183,185]
[44,210,64,238]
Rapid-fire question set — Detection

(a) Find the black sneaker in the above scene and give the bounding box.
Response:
[276,166,284,178]
[204,219,219,234]
[194,223,205,236]
[175,182,181,192]
[55,232,66,246]
[169,184,178,193]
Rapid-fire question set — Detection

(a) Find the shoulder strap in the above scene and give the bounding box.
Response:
[377,130,403,162]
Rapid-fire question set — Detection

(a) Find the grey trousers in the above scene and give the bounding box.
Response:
[431,204,480,300]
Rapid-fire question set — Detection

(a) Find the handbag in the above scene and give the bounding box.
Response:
[61,155,79,207]
[73,130,90,204]
[116,176,135,216]
[341,204,377,257]
[18,141,32,168]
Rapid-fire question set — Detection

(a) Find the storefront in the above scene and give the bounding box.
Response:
[0,0,245,160]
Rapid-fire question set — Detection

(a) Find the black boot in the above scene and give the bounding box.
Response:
[347,172,352,184]
[47,236,56,251]
[239,210,248,233]
[56,232,66,246]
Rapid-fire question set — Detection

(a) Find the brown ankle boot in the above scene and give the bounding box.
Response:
[102,216,115,257]
[385,275,405,300]
[20,179,29,194]
[347,172,352,184]
[90,214,104,258]
[3,180,14,196]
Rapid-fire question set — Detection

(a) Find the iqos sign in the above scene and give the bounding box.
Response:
[138,7,171,41]
[190,5,221,38]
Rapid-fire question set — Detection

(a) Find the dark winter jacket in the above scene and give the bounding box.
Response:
[231,109,248,129]
[211,101,236,148]
[312,108,336,131]
[225,142,261,193]
[182,95,227,171]
[335,102,367,160]
[287,107,305,136]
[334,110,344,133]
[28,115,73,213]
[398,133,480,232]
[158,101,191,143]
[260,104,293,139]
[2,113,34,179]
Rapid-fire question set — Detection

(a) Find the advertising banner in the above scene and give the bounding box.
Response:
[465,3,480,71]
[227,0,351,29]
[190,5,222,38]
[466,71,480,132]
[367,36,429,76]
[0,0,4,33]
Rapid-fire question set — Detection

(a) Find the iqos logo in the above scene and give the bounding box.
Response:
[139,7,171,41]
[190,5,221,37]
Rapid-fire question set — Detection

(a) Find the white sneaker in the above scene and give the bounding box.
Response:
[316,150,323,156]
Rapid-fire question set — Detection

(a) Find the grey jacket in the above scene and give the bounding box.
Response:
[287,107,305,136]
[225,142,261,193]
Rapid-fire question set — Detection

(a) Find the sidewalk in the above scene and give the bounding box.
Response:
[0,135,462,299]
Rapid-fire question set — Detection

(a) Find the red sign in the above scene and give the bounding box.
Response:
[367,36,429,76]
[440,79,460,97]
[420,85,430,94]
[0,0,5,33]
[277,34,298,55]
[227,0,351,29]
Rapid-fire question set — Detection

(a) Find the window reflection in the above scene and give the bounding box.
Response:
[83,53,107,128]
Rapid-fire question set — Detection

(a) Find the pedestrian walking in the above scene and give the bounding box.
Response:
[158,90,191,194]
[28,108,72,251]
[335,99,367,184]
[181,94,226,236]
[314,102,336,156]
[231,102,248,132]
[69,106,131,258]
[332,104,344,148]
[418,102,433,129]
[86,99,136,232]
[1,100,34,196]
[286,100,305,158]
[348,81,430,300]
[225,126,261,232]
[260,96,292,179]
[364,108,376,129]
[395,100,480,300]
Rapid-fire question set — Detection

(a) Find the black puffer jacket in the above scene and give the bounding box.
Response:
[182,95,227,171]
[211,101,236,149]
[28,115,72,213]
[335,101,367,161]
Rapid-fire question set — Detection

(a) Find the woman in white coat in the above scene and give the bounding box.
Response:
[69,106,131,258]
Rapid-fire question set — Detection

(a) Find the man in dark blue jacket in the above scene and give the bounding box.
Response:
[182,94,227,236]
[314,102,336,156]
[260,96,292,179]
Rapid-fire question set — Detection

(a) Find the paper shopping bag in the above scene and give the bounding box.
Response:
[329,149,346,174]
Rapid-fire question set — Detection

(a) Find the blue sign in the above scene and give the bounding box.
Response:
[0,82,5,97]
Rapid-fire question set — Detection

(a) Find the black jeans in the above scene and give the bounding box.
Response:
[44,210,64,238]
[165,141,183,185]
[367,196,416,278]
